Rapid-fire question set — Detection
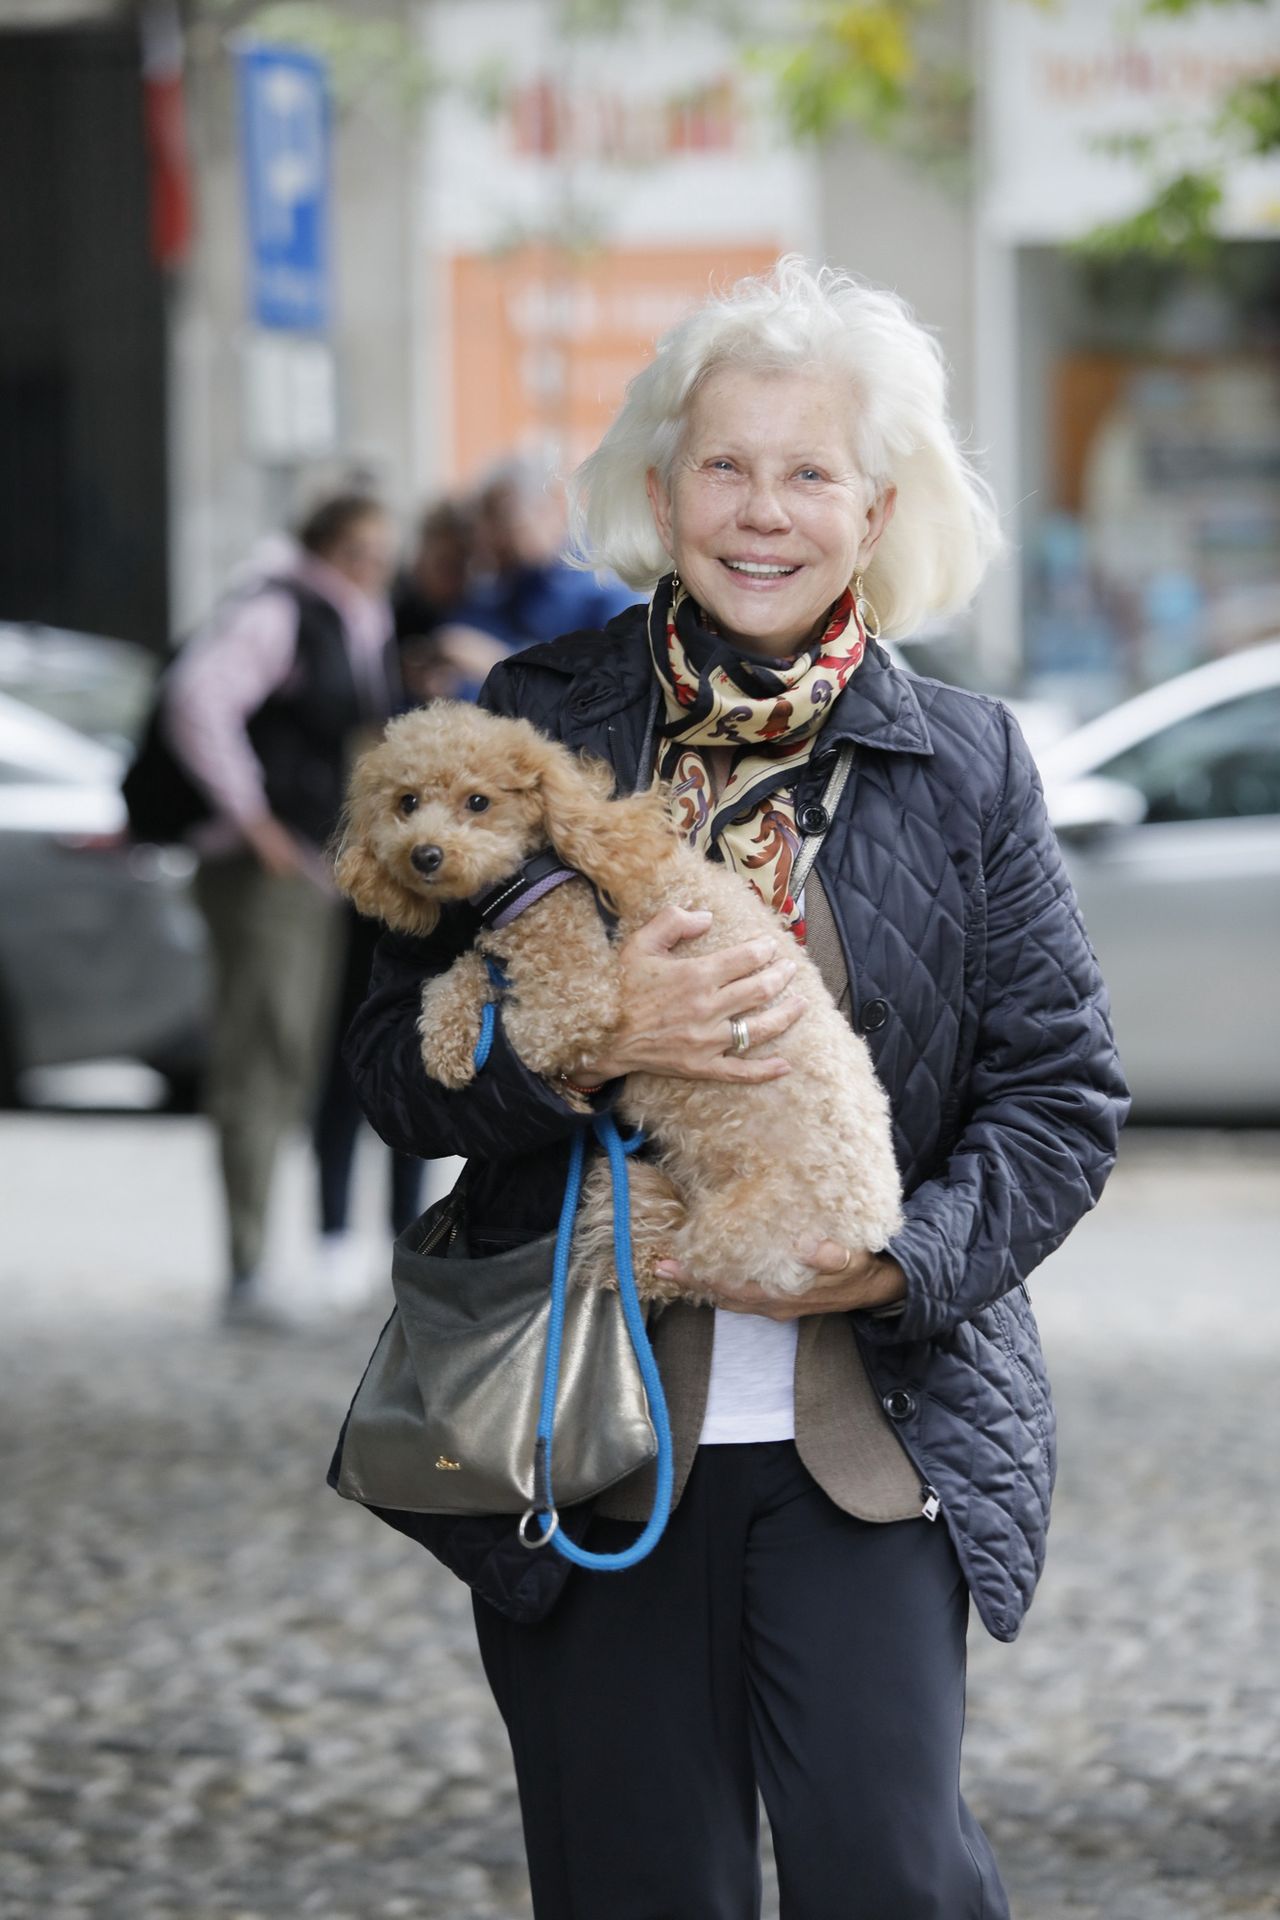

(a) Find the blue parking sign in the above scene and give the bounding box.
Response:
[237,43,330,332]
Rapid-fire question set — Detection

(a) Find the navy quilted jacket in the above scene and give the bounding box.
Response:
[344,608,1130,1641]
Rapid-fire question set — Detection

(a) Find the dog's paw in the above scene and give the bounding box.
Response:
[420,1031,478,1090]
[418,974,485,1089]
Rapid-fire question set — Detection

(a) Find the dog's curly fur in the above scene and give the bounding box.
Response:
[336,702,903,1301]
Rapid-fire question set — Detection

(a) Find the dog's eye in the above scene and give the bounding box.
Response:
[398,793,419,817]
[466,793,490,814]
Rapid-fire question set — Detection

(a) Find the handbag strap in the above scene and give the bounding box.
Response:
[790,740,856,900]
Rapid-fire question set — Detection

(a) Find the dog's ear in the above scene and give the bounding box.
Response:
[333,829,442,937]
[497,717,557,793]
[332,832,382,919]
[532,740,678,916]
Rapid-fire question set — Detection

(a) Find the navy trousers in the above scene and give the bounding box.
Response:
[473,1441,1010,1920]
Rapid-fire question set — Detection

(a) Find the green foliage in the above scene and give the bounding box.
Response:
[755,4,917,143]
[1078,169,1225,264]
[751,0,972,180]
[1077,40,1278,261]
[744,0,1277,261]
[1140,0,1270,14]
[1218,74,1280,156]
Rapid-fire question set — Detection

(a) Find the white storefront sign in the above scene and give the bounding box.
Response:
[984,0,1280,241]
[424,0,816,252]
[421,0,818,479]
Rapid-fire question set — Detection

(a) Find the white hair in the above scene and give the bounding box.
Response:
[566,256,1004,637]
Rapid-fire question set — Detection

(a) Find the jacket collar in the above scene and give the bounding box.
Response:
[547,604,934,770]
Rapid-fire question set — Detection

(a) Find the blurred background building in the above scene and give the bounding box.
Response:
[1,0,1278,1117]
[2,0,1277,680]
[0,0,422,647]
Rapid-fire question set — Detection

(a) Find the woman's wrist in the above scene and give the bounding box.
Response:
[563,1050,626,1087]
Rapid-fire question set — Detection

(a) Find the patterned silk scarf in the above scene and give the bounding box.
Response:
[647,572,867,942]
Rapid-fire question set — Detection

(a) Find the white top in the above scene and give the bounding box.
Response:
[696,875,806,1446]
[697,1309,799,1444]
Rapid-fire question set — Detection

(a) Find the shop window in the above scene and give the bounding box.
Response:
[1020,247,1280,714]
[1100,688,1280,824]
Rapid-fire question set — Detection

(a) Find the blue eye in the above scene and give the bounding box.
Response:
[796,468,823,483]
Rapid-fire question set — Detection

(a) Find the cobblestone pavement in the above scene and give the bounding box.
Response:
[1,1117,1278,1920]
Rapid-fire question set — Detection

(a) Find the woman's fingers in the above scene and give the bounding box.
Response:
[632,910,793,1002]
[700,933,782,989]
[594,910,806,1083]
[633,904,714,954]
[708,1052,793,1083]
[714,951,798,1017]
[703,990,806,1058]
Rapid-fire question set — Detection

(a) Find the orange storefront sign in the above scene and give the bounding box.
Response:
[447,242,782,484]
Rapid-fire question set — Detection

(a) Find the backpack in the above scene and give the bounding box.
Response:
[121,666,213,845]
[122,575,304,846]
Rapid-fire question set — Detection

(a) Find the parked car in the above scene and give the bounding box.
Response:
[0,691,208,1106]
[0,622,156,757]
[1038,641,1280,1120]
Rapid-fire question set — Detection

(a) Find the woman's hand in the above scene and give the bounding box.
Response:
[654,1239,909,1319]
[571,904,806,1086]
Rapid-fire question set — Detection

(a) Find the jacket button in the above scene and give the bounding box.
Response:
[883,1390,916,1420]
[860,998,889,1032]
[796,802,829,836]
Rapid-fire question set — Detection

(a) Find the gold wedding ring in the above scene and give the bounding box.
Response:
[728,1015,751,1057]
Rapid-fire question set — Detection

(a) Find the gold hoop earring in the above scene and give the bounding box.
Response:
[853,572,881,642]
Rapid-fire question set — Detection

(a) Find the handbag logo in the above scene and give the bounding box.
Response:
[435,1455,462,1471]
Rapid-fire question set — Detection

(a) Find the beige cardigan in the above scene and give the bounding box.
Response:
[597,874,924,1525]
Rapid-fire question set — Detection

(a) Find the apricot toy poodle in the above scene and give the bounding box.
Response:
[335,702,902,1302]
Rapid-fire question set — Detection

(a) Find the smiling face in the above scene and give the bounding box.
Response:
[646,364,896,657]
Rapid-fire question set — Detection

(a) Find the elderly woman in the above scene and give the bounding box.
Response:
[346,260,1128,1918]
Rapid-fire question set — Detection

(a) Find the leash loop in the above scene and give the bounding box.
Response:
[518,1506,559,1547]
[524,1110,673,1570]
[471,956,673,1570]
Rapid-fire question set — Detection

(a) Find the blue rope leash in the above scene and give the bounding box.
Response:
[528,1111,673,1570]
[471,977,673,1570]
[472,957,510,1073]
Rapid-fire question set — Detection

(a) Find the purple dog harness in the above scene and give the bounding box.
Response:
[471,849,580,930]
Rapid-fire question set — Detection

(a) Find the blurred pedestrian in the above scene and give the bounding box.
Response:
[446,454,636,656]
[166,491,399,1327]
[310,904,424,1306]
[392,498,480,703]
[393,498,471,645]
[345,261,1129,1915]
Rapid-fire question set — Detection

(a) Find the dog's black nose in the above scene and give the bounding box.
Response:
[411,843,444,877]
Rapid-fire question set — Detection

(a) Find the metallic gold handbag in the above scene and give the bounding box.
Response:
[333,1176,657,1518]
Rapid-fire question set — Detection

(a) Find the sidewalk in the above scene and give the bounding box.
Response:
[1,1117,1277,1919]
